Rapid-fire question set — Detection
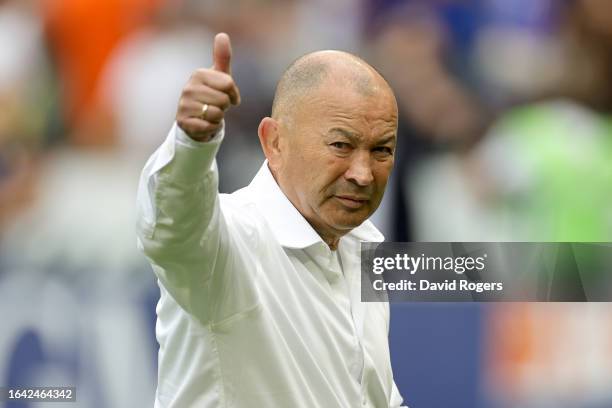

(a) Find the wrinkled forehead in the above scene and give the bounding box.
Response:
[313,70,398,120]
[298,88,398,148]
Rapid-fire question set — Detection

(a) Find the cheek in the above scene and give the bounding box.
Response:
[284,147,313,179]
[289,148,332,200]
[373,163,393,192]
[308,152,346,189]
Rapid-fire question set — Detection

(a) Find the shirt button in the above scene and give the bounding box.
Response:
[361,396,367,406]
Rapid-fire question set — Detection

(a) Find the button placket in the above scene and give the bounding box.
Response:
[338,241,366,385]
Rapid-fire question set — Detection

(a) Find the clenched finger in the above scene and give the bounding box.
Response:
[192,69,241,105]
[179,100,224,124]
[184,85,232,111]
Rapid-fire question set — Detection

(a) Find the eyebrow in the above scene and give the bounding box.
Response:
[329,127,361,143]
[329,127,396,146]
[376,135,396,146]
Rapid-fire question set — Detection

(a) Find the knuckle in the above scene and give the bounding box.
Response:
[183,86,195,98]
[194,68,208,77]
[221,75,234,90]
[200,119,214,129]
[220,94,231,109]
[193,68,212,83]
[209,114,223,125]
[177,101,189,116]
[207,124,220,133]
[177,119,191,133]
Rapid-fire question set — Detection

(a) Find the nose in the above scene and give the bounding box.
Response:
[344,151,374,187]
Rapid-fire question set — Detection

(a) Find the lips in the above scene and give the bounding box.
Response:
[335,195,369,209]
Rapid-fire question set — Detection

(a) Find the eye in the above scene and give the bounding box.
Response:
[330,142,351,150]
[373,146,394,155]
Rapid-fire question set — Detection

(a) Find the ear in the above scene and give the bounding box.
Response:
[258,117,283,169]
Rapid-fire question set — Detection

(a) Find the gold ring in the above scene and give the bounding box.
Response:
[200,103,209,120]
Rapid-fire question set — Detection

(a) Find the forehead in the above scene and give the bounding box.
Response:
[306,79,398,130]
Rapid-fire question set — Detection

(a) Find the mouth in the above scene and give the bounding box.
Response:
[334,195,369,209]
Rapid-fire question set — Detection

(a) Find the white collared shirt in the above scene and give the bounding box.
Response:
[137,123,406,408]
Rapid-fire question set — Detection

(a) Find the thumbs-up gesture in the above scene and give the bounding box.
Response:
[176,33,241,142]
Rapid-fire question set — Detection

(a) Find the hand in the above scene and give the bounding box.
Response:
[176,33,241,142]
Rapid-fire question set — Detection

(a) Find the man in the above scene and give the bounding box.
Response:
[137,32,406,407]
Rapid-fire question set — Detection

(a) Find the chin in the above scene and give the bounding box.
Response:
[328,215,368,231]
[319,203,371,231]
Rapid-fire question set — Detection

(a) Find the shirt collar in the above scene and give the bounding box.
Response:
[248,161,385,249]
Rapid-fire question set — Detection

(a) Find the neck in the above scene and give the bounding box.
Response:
[310,222,346,251]
[321,234,341,251]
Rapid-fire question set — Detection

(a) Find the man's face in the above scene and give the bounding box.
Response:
[277,76,398,237]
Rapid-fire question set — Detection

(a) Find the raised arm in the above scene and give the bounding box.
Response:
[136,33,244,322]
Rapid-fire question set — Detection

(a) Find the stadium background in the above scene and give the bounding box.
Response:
[1,0,611,406]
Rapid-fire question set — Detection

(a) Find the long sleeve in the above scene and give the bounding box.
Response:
[138,124,406,408]
[136,122,242,323]
[390,380,408,408]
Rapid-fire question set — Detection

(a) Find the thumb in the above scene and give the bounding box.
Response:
[212,32,232,74]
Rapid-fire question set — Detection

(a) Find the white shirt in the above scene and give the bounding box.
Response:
[137,123,407,408]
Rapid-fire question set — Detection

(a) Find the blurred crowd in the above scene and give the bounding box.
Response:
[0,0,611,407]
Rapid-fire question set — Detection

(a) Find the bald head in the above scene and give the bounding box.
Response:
[257,50,398,247]
[271,51,393,121]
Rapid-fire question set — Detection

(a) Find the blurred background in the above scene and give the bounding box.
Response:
[1,0,611,407]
